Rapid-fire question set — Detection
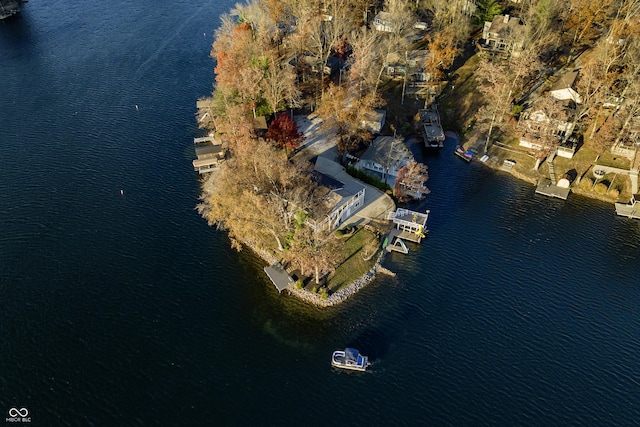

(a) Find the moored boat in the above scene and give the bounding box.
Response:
[331,348,370,371]
[454,145,474,163]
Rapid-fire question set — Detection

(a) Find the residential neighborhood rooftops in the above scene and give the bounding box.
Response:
[358,136,411,165]
[484,14,524,38]
[549,71,582,103]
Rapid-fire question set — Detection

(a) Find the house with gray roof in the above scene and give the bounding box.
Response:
[351,136,414,187]
[308,157,366,233]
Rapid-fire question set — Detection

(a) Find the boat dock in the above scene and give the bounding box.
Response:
[615,194,640,219]
[535,178,570,200]
[192,135,226,174]
[419,105,445,149]
[385,208,429,254]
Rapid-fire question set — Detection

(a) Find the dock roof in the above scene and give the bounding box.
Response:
[264,263,294,292]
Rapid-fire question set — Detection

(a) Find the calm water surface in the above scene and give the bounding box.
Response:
[1,2,640,425]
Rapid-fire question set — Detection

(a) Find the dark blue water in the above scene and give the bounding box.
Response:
[2,2,640,425]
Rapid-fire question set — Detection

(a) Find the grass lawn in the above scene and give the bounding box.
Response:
[326,226,379,292]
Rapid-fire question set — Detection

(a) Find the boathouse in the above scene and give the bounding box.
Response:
[264,263,295,293]
[192,136,226,174]
[419,105,445,148]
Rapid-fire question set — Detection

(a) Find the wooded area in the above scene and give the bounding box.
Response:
[197,0,639,287]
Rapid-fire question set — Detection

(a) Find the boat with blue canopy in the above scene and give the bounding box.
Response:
[331,348,370,371]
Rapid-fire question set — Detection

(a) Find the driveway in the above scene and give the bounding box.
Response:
[297,113,397,226]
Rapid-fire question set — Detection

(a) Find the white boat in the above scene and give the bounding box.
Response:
[331,348,370,372]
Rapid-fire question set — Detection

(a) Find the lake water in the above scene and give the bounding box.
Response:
[2,2,640,425]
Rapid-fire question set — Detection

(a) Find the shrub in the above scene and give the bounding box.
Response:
[295,280,303,290]
[345,165,391,192]
[608,188,620,198]
[580,177,593,190]
[594,182,608,194]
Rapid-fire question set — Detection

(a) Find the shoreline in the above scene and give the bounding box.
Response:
[455,132,625,206]
[245,239,387,308]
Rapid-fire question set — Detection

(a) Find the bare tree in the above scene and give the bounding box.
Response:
[260,55,301,114]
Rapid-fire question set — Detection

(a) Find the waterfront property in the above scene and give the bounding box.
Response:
[385,208,429,254]
[308,157,366,233]
[351,136,414,187]
[192,136,226,174]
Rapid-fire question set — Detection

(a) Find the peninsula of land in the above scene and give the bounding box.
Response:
[195,0,640,305]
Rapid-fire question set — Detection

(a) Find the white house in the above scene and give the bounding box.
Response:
[550,71,582,104]
[519,109,576,156]
[352,136,414,186]
[309,157,366,233]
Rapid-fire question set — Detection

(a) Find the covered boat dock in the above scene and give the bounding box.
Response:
[264,263,295,293]
[385,208,429,254]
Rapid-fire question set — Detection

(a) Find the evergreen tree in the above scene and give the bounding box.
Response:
[475,0,502,25]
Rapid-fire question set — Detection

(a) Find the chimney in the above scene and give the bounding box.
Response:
[503,14,509,24]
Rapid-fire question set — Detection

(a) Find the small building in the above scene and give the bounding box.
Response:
[480,14,526,56]
[361,109,386,134]
[264,263,294,293]
[550,71,582,104]
[192,136,226,174]
[352,136,414,186]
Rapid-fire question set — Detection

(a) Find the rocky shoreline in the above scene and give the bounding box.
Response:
[244,239,387,308]
[286,252,386,308]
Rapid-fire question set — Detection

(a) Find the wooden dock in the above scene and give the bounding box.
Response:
[535,178,570,200]
[615,194,640,219]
